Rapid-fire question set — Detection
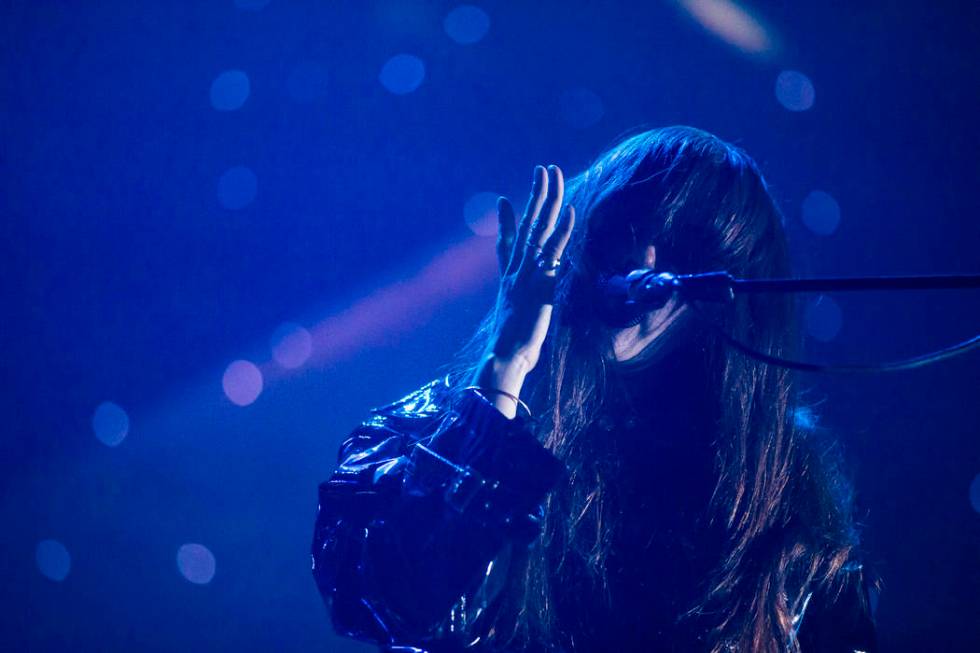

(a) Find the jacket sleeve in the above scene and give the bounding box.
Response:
[795,563,878,652]
[311,377,564,651]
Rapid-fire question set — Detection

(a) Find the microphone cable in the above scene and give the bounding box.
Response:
[685,298,980,374]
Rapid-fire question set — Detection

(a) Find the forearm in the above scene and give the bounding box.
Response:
[469,353,532,419]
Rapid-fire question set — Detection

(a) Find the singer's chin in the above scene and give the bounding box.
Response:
[609,296,691,368]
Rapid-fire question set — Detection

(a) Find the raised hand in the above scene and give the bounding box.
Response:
[472,164,576,417]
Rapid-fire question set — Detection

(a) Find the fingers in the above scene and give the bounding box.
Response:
[527,165,564,249]
[541,204,575,265]
[511,165,548,273]
[495,196,516,276]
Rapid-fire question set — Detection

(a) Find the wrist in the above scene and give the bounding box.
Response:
[470,353,531,419]
[465,386,532,422]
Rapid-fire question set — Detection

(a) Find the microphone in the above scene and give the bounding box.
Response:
[596,269,672,327]
[598,270,736,326]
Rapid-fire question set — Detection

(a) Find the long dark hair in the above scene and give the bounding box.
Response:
[451,126,860,652]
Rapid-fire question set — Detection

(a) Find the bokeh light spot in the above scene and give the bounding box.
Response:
[805,295,842,342]
[444,5,491,44]
[271,322,313,369]
[678,0,773,55]
[177,543,216,585]
[235,0,270,9]
[209,70,250,111]
[969,473,980,515]
[286,60,329,103]
[775,70,815,111]
[222,360,263,406]
[801,190,841,236]
[92,401,130,447]
[379,54,426,95]
[36,539,71,582]
[559,88,604,129]
[217,166,258,210]
[463,192,500,237]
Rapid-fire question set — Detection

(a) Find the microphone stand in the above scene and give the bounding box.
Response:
[625,270,980,305]
[611,269,980,372]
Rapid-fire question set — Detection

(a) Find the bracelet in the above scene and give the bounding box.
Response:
[464,385,532,419]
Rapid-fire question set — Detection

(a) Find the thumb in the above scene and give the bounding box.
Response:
[496,196,516,276]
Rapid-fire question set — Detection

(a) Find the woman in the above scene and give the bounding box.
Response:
[312,126,877,652]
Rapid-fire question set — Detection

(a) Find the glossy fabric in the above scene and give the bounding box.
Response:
[311,376,877,652]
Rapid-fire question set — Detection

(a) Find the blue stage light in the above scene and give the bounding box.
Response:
[775,70,815,111]
[444,5,491,45]
[210,70,251,112]
[223,360,264,406]
[379,54,426,95]
[36,539,71,582]
[802,190,841,236]
[92,401,130,447]
[463,191,500,237]
[177,543,217,585]
[677,0,774,55]
[271,323,313,369]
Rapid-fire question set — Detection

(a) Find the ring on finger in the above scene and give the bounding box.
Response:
[535,250,562,272]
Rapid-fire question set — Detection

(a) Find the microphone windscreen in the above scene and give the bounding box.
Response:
[596,275,646,328]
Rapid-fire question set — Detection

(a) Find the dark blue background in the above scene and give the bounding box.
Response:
[4,1,978,650]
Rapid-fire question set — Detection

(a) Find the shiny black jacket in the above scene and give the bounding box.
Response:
[311,376,877,652]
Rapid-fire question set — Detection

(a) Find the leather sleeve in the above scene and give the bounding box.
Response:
[311,377,563,651]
